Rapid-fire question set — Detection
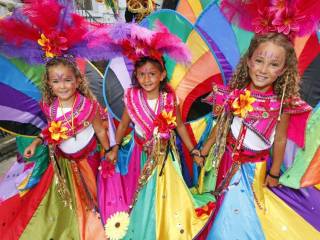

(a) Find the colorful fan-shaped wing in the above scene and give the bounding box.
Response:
[0,55,45,136]
[0,55,106,137]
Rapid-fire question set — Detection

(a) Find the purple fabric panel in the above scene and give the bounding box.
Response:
[197,27,234,84]
[282,139,299,169]
[0,82,46,122]
[0,106,45,129]
[271,186,320,231]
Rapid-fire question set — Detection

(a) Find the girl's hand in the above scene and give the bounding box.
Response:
[193,155,204,167]
[23,144,37,158]
[264,174,280,188]
[106,149,118,165]
[190,149,204,167]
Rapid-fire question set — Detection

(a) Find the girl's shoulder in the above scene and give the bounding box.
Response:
[202,84,230,115]
[283,97,312,114]
[124,86,140,96]
[39,99,53,118]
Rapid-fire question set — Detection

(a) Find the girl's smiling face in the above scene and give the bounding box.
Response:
[48,64,79,105]
[135,61,166,99]
[247,41,286,92]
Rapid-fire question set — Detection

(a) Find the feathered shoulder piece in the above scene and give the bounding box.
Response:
[0,0,113,64]
[89,21,191,65]
[221,0,320,40]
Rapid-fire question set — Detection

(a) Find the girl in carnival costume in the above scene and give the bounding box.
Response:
[195,0,320,239]
[91,22,215,239]
[0,0,117,239]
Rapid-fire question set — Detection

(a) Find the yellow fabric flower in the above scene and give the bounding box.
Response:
[48,121,68,141]
[105,211,130,240]
[37,33,55,58]
[232,90,256,118]
[161,110,177,126]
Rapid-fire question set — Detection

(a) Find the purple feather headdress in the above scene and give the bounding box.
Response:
[88,21,191,66]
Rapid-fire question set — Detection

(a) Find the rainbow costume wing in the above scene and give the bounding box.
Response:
[0,55,106,198]
[0,55,46,136]
[103,0,320,188]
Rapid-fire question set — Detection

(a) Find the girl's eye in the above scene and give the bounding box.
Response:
[51,80,59,84]
[137,73,144,78]
[271,63,279,67]
[255,59,262,63]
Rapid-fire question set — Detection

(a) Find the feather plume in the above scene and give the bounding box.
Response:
[23,0,62,34]
[0,0,115,64]
[95,20,191,64]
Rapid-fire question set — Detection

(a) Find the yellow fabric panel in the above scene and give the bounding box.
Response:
[187,0,203,20]
[176,52,219,106]
[170,30,209,89]
[155,151,209,239]
[18,173,32,197]
[294,36,309,58]
[189,117,209,143]
[253,162,320,240]
[176,0,197,24]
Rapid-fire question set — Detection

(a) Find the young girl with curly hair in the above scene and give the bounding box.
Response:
[1,57,109,239]
[196,33,320,239]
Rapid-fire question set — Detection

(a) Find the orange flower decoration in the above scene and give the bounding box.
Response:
[153,109,177,140]
[43,121,68,144]
[161,110,177,127]
[195,201,216,217]
[232,90,256,118]
[38,34,55,58]
[37,33,68,58]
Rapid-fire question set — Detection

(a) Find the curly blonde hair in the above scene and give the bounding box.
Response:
[229,33,300,99]
[41,58,95,105]
[212,34,301,177]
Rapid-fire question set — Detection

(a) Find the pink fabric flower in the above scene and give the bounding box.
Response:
[99,160,115,178]
[272,7,305,36]
[270,0,287,15]
[253,8,277,34]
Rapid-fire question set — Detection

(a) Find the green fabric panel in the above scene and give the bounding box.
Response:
[192,193,216,207]
[165,58,176,83]
[20,168,80,240]
[16,136,49,181]
[190,144,216,207]
[146,14,192,42]
[280,108,320,188]
[145,12,193,80]
[201,0,216,8]
[9,58,45,88]
[125,162,157,240]
[231,26,253,56]
[202,145,217,192]
[58,157,78,209]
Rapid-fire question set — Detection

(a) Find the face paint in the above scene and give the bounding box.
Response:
[247,41,286,92]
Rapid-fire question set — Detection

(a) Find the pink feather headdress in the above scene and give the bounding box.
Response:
[221,0,320,40]
[0,0,115,64]
[89,21,191,66]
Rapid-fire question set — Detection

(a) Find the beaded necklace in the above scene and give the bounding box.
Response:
[58,96,77,139]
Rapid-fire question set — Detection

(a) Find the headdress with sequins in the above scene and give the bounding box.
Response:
[0,0,117,65]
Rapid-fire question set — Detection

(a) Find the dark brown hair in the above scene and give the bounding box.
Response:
[132,56,168,91]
